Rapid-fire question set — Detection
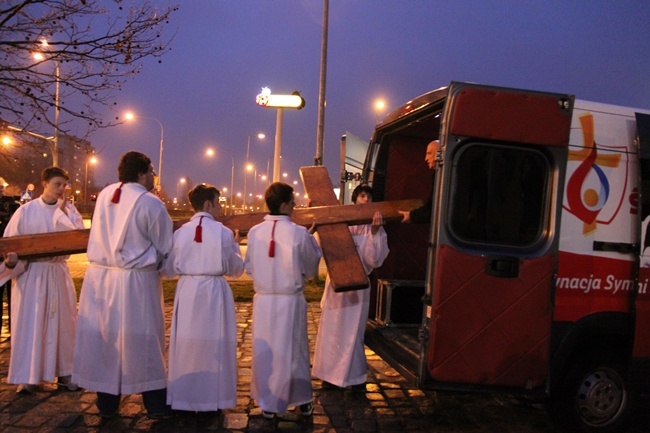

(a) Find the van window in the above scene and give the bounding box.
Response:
[449,144,549,247]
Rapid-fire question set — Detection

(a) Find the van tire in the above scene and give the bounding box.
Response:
[551,358,632,433]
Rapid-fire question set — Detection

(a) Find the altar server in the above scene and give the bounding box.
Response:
[244,182,321,419]
[5,167,84,393]
[73,151,174,419]
[313,184,389,391]
[165,184,243,412]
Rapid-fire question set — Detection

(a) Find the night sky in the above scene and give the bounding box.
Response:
[83,1,650,202]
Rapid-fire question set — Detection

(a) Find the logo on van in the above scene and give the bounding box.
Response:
[564,114,625,235]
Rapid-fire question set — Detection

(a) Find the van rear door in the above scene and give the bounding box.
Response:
[427,82,573,390]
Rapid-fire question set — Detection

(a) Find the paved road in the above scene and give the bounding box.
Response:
[0,255,648,432]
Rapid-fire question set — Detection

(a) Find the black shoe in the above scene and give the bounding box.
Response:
[321,380,339,390]
[299,401,313,416]
[262,410,276,419]
[148,409,175,420]
[100,411,117,419]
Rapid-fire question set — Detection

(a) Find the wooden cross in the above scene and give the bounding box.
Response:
[0,167,422,291]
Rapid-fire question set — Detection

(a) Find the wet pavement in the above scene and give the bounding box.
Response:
[0,255,648,432]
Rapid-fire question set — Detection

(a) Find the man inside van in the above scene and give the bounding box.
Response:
[398,139,439,224]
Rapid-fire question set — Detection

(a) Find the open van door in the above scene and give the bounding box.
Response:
[427,82,574,389]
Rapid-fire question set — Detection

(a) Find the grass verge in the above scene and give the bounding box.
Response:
[73,277,325,303]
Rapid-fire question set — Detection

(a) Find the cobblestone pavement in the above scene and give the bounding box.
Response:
[0,255,648,432]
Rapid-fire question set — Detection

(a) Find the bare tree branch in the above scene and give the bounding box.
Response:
[0,0,177,137]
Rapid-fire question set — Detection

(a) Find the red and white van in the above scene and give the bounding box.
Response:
[359,81,650,432]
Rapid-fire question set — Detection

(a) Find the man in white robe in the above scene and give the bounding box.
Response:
[164,184,243,412]
[313,185,389,390]
[4,167,85,393]
[73,151,173,419]
[244,182,321,419]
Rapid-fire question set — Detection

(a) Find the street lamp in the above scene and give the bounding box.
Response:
[84,155,98,205]
[177,177,187,202]
[33,40,60,167]
[124,112,164,189]
[243,163,255,211]
[4,123,56,165]
[243,133,265,209]
[374,98,387,123]
[206,147,235,214]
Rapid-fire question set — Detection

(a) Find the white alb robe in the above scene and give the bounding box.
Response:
[244,215,322,413]
[73,182,173,395]
[4,197,84,384]
[164,212,244,411]
[312,224,389,387]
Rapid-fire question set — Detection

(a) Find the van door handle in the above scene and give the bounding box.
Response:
[486,256,519,278]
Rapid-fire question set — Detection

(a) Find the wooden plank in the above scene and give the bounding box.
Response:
[0,198,422,262]
[0,229,90,260]
[300,165,369,292]
[216,198,422,235]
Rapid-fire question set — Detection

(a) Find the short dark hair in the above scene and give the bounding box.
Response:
[118,151,152,183]
[188,184,220,212]
[42,166,69,182]
[265,182,294,214]
[351,184,373,204]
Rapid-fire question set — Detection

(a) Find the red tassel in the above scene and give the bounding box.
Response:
[194,216,204,243]
[268,220,277,257]
[111,183,123,204]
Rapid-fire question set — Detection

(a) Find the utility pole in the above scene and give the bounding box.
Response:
[314,0,329,166]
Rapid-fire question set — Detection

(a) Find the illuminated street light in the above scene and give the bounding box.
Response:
[125,112,164,189]
[243,133,265,210]
[84,155,98,205]
[256,87,305,182]
[374,98,387,123]
[177,177,187,201]
[206,147,235,214]
[33,40,61,166]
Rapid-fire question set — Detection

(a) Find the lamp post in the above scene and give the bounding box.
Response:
[206,147,235,213]
[125,112,164,188]
[177,177,187,204]
[242,133,265,210]
[84,155,98,205]
[4,124,57,165]
[243,163,254,212]
[33,40,60,167]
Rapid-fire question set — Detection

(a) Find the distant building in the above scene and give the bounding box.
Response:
[0,131,96,202]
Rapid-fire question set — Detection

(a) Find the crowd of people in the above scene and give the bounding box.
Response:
[0,150,391,421]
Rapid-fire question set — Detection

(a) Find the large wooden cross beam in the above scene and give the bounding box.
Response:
[0,167,422,291]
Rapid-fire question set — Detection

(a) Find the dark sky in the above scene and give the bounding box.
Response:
[86,1,650,202]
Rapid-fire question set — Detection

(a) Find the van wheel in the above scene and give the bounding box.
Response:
[552,360,631,433]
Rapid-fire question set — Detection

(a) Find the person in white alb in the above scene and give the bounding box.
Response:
[244,182,321,420]
[312,184,389,391]
[164,184,244,413]
[4,167,85,393]
[72,151,174,419]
